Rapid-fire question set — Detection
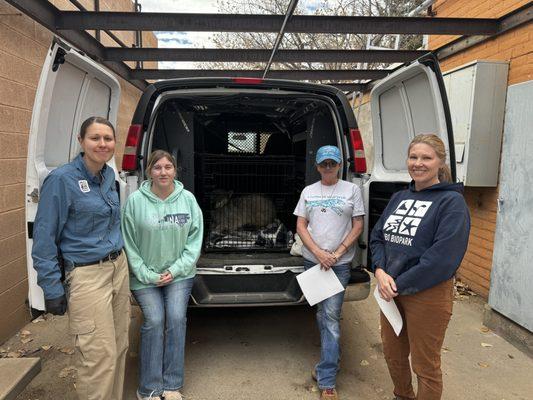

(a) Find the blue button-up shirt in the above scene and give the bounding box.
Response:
[32,153,124,299]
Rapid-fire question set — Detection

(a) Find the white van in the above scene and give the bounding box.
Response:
[25,39,454,312]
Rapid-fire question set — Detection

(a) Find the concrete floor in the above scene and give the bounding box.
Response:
[4,281,533,400]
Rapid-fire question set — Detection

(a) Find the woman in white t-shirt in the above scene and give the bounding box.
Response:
[294,145,365,400]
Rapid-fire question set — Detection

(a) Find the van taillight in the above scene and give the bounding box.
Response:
[349,128,367,173]
[232,77,264,85]
[122,124,142,171]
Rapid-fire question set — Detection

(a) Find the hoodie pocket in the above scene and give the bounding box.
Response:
[384,249,408,278]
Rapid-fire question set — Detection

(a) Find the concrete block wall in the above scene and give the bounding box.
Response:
[428,0,532,297]
[0,0,156,343]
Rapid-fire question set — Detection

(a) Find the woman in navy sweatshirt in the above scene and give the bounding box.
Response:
[370,134,470,400]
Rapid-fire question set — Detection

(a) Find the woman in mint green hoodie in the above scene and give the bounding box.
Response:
[122,150,203,400]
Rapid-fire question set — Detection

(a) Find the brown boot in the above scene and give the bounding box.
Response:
[321,388,338,400]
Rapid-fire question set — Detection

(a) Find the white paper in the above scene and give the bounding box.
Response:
[296,264,344,306]
[373,286,403,336]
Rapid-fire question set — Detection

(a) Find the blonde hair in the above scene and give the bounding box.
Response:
[145,150,177,177]
[408,134,453,183]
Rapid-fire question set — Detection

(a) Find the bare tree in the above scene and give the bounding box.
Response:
[206,0,426,73]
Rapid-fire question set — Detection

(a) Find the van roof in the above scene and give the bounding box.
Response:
[132,77,357,129]
[150,77,346,94]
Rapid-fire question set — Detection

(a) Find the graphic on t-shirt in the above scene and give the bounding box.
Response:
[383,200,433,246]
[306,197,345,216]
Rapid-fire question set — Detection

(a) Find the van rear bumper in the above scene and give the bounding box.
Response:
[191,267,304,306]
[190,258,370,307]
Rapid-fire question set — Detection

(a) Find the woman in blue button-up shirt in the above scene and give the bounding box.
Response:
[32,116,130,400]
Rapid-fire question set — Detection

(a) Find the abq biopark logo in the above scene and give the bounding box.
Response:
[382,200,433,246]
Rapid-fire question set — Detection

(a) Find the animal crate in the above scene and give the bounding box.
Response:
[196,154,297,252]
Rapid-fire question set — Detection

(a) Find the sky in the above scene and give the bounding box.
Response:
[137,0,322,69]
[138,0,218,59]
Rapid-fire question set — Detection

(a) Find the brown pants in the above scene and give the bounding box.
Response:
[66,252,130,400]
[380,279,454,400]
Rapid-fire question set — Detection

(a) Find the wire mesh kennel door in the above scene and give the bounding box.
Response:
[199,154,296,252]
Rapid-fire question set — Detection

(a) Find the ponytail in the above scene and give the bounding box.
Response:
[438,164,453,183]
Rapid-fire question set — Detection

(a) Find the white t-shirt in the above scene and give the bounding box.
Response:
[293,179,365,265]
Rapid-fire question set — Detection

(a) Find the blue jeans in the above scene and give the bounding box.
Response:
[304,259,351,390]
[132,278,194,397]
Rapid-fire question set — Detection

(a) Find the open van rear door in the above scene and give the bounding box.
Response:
[370,54,455,181]
[361,55,454,269]
[25,38,120,312]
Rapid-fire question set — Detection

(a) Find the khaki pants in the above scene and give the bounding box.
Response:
[380,279,454,400]
[66,252,130,400]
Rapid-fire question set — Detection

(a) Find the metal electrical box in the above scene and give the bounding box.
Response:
[443,60,509,186]
[489,80,533,332]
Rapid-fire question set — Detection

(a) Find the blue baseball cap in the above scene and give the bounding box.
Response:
[316,145,342,164]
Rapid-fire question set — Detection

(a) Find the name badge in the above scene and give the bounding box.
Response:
[78,180,90,193]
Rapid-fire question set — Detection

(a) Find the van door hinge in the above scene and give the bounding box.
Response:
[27,188,39,203]
[52,47,67,72]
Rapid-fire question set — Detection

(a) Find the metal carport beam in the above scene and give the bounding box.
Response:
[105,48,427,63]
[5,0,147,90]
[130,69,389,80]
[57,12,499,35]
[263,0,299,78]
[331,83,368,92]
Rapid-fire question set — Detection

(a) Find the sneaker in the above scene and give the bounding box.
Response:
[321,388,338,400]
[163,390,183,400]
[136,390,161,400]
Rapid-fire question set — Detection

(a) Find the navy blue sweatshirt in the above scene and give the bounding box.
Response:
[370,181,470,295]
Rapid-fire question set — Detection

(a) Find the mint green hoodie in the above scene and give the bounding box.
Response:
[121,180,203,291]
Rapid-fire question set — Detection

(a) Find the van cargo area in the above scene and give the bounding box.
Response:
[147,91,346,305]
[150,92,339,255]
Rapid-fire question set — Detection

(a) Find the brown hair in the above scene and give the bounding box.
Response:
[79,116,116,139]
[408,134,453,183]
[145,149,177,177]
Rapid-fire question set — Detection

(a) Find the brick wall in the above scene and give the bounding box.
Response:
[429,0,532,297]
[0,0,157,343]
